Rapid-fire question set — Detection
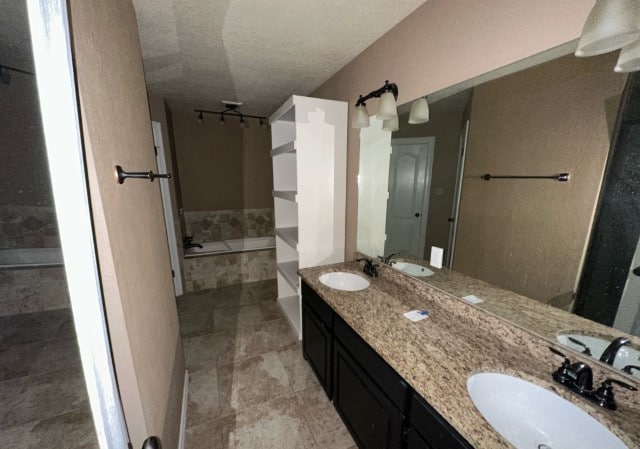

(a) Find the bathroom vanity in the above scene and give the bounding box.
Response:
[302,281,471,449]
[299,262,640,449]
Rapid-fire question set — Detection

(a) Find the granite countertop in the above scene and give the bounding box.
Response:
[391,257,640,351]
[298,261,640,449]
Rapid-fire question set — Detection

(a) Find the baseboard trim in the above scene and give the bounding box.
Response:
[178,369,189,449]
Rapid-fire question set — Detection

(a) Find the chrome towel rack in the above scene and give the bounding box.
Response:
[481,173,570,182]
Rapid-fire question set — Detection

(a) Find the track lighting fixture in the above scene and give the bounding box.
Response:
[194,101,266,128]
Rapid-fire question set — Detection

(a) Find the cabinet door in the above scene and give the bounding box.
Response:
[406,427,432,449]
[333,341,404,449]
[302,304,332,396]
[409,393,472,449]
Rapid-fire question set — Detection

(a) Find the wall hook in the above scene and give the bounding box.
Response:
[115,165,171,184]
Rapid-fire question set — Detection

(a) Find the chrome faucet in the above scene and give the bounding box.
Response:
[599,337,630,365]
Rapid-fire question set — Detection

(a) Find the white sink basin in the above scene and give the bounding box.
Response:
[319,272,370,291]
[556,333,640,379]
[467,373,627,449]
[391,261,434,277]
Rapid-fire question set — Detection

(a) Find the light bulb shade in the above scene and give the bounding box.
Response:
[408,97,430,124]
[575,0,640,57]
[382,116,399,132]
[352,104,370,128]
[615,39,640,72]
[376,91,398,120]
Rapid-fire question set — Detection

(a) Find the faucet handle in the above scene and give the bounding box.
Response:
[593,378,638,411]
[623,365,640,375]
[549,347,573,385]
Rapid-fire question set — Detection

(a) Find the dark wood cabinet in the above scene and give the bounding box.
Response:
[301,280,474,449]
[333,340,405,449]
[301,282,333,397]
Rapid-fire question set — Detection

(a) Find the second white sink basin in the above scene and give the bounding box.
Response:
[467,373,627,449]
[391,261,434,277]
[319,272,370,291]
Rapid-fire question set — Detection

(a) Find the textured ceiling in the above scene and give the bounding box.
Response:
[133,0,427,115]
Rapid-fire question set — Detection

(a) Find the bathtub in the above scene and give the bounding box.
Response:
[0,247,63,269]
[184,236,276,258]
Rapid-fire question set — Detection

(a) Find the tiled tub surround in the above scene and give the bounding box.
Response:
[183,208,274,243]
[298,262,640,449]
[183,209,276,292]
[184,249,276,293]
[0,205,59,249]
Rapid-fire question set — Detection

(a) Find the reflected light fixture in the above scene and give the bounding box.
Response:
[575,0,640,57]
[408,97,429,124]
[351,80,398,129]
[382,116,399,132]
[194,101,267,128]
[615,39,640,72]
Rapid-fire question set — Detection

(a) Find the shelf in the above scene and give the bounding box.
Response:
[277,295,301,340]
[277,260,299,291]
[271,141,296,156]
[275,227,298,249]
[273,190,297,202]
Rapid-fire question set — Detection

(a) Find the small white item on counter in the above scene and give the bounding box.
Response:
[430,246,444,269]
[462,294,484,304]
[404,309,429,322]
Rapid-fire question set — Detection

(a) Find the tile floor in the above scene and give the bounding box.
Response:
[0,309,97,448]
[178,279,357,449]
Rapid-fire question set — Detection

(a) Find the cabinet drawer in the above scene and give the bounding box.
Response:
[409,392,472,449]
[333,340,404,449]
[302,281,333,329]
[334,314,410,413]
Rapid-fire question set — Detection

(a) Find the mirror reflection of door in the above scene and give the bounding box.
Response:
[446,120,470,268]
[384,137,434,258]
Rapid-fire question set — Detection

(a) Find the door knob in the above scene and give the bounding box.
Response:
[633,267,640,276]
[414,213,420,217]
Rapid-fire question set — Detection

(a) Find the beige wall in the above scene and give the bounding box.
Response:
[171,110,273,210]
[69,1,184,447]
[454,53,626,302]
[311,0,597,259]
[394,109,465,255]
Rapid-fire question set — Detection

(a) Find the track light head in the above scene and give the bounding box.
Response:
[197,111,204,123]
[220,114,225,126]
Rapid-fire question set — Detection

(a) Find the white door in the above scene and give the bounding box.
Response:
[152,121,184,296]
[384,137,435,258]
[447,120,470,268]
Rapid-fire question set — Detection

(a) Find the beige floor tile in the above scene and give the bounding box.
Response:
[233,318,297,361]
[217,351,293,414]
[186,365,223,428]
[213,301,281,333]
[186,395,317,449]
[277,344,319,392]
[296,384,356,449]
[183,332,235,371]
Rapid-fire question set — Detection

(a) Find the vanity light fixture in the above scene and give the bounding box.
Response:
[351,80,399,129]
[194,101,266,128]
[408,96,430,124]
[575,0,640,57]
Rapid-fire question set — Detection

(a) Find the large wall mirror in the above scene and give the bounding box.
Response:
[357,44,640,381]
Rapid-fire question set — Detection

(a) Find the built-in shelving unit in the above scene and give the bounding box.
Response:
[270,95,347,339]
